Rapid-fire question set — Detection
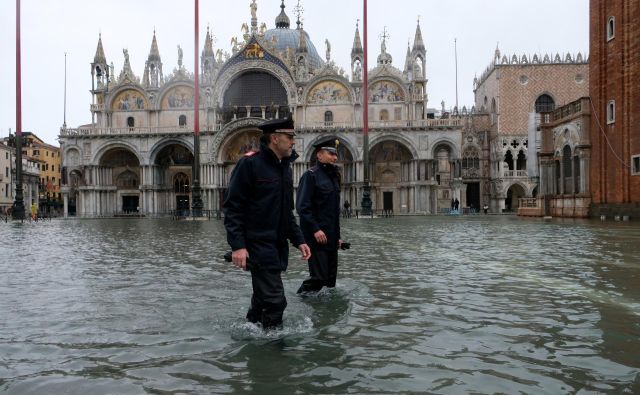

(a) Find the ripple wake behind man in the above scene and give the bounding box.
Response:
[223,116,311,330]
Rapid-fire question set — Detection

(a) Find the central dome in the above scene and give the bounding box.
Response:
[263,29,324,70]
[262,1,324,70]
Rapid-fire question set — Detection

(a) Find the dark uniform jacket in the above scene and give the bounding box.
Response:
[296,163,341,251]
[223,143,305,271]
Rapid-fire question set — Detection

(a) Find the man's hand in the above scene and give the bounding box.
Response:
[314,230,327,244]
[338,239,343,249]
[298,243,311,260]
[231,248,249,270]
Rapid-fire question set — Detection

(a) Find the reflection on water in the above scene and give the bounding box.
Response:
[1,216,639,393]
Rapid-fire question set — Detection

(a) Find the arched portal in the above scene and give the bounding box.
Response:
[506,183,526,211]
[369,140,413,212]
[154,144,194,213]
[100,148,141,214]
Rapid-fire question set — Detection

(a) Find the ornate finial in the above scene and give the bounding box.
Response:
[356,19,359,29]
[417,15,420,25]
[379,26,390,53]
[294,0,304,29]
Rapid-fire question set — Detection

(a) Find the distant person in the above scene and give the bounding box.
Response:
[483,204,489,214]
[296,140,343,294]
[223,116,311,330]
[451,198,455,210]
[30,201,38,220]
[454,198,460,211]
[343,200,351,218]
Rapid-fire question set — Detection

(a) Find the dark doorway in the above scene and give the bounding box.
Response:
[176,195,190,215]
[69,196,76,216]
[466,182,480,212]
[122,195,139,213]
[383,191,393,211]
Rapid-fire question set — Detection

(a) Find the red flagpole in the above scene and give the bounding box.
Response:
[12,0,26,220]
[190,0,203,214]
[360,0,372,215]
[194,0,200,136]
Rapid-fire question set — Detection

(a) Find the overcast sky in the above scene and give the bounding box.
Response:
[0,0,589,146]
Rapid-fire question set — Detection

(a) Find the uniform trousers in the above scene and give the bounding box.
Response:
[297,249,338,293]
[246,269,287,329]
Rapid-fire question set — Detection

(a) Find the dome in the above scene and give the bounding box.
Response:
[263,28,324,70]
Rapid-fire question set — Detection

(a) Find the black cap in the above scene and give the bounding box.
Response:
[258,116,296,136]
[313,139,339,154]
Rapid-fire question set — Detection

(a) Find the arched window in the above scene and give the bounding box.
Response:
[504,150,514,171]
[174,172,190,193]
[324,111,333,126]
[462,148,480,169]
[516,150,526,171]
[127,116,135,128]
[573,155,581,193]
[535,94,555,113]
[555,160,561,194]
[116,170,138,188]
[491,98,497,114]
[380,109,389,121]
[563,145,573,194]
[607,17,615,41]
[179,115,187,127]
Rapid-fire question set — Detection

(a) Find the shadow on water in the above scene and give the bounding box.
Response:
[1,216,640,393]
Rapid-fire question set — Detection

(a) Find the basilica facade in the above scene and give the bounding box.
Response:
[58,1,586,218]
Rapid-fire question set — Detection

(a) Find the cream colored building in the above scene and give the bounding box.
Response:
[59,2,478,217]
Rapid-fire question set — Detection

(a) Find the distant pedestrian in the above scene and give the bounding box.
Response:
[483,204,489,214]
[343,200,351,218]
[451,198,455,210]
[30,201,38,220]
[454,198,459,211]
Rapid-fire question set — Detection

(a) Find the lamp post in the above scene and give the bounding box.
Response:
[359,0,372,215]
[12,0,25,220]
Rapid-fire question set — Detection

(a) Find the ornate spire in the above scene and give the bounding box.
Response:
[147,30,161,62]
[275,0,290,29]
[297,25,308,53]
[404,40,411,72]
[351,20,363,56]
[294,0,304,30]
[203,25,214,56]
[94,33,106,64]
[412,18,425,52]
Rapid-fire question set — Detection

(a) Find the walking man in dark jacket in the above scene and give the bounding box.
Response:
[223,117,311,329]
[296,139,343,294]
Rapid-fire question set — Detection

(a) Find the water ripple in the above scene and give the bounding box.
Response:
[1,216,639,393]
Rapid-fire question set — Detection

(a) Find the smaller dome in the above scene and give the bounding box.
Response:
[275,1,290,28]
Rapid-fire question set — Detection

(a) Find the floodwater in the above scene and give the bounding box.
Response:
[1,216,639,394]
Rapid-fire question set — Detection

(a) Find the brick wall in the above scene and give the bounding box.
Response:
[589,0,640,206]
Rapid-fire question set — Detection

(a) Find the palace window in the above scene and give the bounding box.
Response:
[179,115,187,127]
[174,172,190,193]
[380,109,389,121]
[563,145,573,194]
[462,149,480,169]
[607,100,615,124]
[632,155,640,176]
[535,94,555,113]
[127,116,135,128]
[324,111,333,126]
[607,17,615,41]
